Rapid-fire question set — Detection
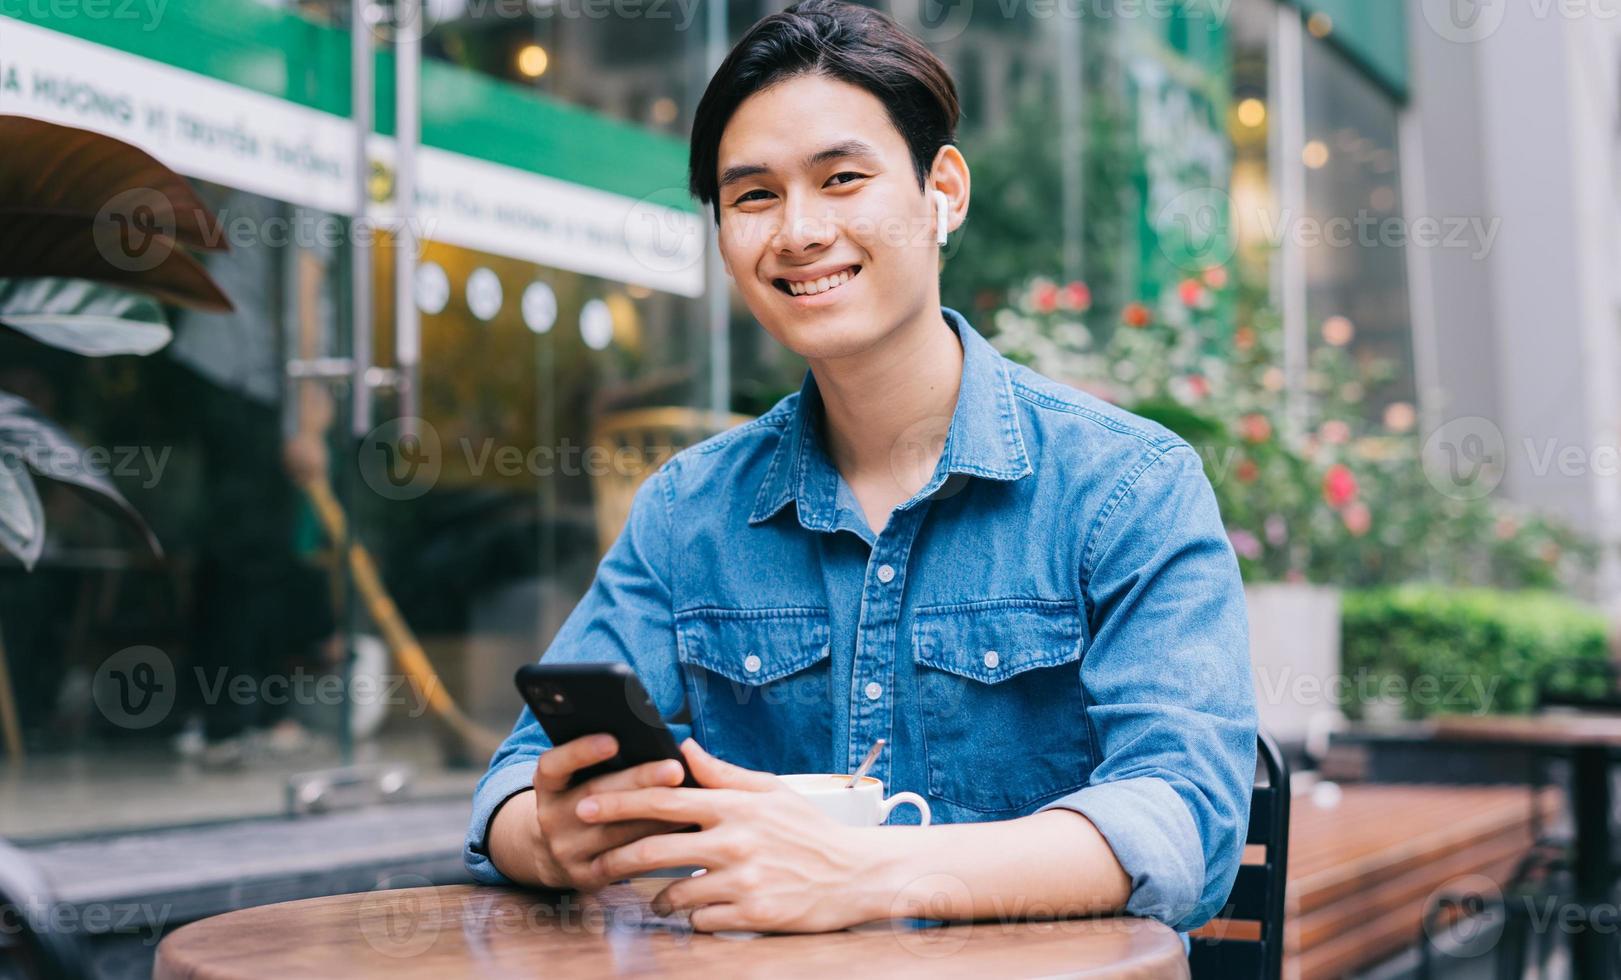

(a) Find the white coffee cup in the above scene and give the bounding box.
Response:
[779,773,931,827]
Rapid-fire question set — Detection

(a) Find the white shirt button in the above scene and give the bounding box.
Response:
[864,681,883,701]
[984,650,1000,669]
[743,654,762,674]
[820,644,831,657]
[876,564,896,583]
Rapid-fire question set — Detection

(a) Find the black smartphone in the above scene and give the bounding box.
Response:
[514,662,699,789]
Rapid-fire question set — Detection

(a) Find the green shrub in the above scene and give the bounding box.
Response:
[1340,586,1612,718]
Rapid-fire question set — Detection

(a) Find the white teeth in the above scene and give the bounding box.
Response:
[786,268,855,296]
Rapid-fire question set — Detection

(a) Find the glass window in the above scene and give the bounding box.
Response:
[1300,32,1415,417]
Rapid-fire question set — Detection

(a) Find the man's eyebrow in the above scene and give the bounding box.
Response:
[717,140,881,190]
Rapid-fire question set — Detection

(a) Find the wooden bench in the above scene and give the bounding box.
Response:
[1196,783,1557,979]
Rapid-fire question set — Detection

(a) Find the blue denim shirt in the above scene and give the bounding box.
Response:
[465,306,1256,931]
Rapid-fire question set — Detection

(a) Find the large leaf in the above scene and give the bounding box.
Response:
[0,278,171,356]
[0,390,162,560]
[0,451,44,570]
[0,116,232,312]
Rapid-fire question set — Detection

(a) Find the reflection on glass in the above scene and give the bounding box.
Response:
[1301,36,1417,418]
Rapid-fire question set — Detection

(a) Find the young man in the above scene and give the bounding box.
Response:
[466,0,1256,935]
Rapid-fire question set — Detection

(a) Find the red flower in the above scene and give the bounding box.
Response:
[1322,464,1358,509]
[1060,281,1093,312]
[1184,374,1210,400]
[1342,501,1372,537]
[1239,413,1272,444]
[1033,281,1059,313]
[1235,459,1260,483]
[1122,302,1152,328]
[1234,325,1256,351]
[1203,265,1230,289]
[1178,278,1205,307]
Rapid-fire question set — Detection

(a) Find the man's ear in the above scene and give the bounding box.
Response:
[928,144,971,236]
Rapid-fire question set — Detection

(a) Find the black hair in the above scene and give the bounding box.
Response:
[688,0,960,223]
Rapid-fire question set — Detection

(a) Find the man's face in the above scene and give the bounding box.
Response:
[714,73,941,361]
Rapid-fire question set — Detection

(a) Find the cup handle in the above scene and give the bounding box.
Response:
[879,791,931,827]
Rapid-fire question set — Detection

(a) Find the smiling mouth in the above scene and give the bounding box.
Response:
[773,265,862,297]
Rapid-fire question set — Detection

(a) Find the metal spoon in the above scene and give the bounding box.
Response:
[846,738,886,788]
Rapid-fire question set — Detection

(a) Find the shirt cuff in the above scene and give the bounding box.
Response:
[1037,775,1205,929]
[463,759,539,885]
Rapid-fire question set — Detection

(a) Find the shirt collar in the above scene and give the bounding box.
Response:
[748,306,1032,529]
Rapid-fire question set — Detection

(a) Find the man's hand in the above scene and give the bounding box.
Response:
[576,738,882,933]
[489,735,691,890]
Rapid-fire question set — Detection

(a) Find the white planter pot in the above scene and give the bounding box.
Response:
[1245,583,1343,746]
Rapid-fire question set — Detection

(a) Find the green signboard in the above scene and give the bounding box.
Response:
[0,0,693,209]
[1285,0,1409,100]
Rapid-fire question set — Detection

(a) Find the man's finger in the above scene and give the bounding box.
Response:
[681,738,780,792]
[578,757,686,796]
[564,818,683,866]
[688,903,749,934]
[577,786,731,827]
[592,827,729,881]
[650,869,737,915]
[534,735,618,793]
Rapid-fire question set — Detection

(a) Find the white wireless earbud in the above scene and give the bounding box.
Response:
[932,189,950,246]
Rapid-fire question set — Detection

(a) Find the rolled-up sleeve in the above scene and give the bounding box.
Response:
[1038,442,1256,931]
[463,459,691,884]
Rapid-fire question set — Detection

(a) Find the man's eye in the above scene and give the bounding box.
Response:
[827,172,866,187]
[733,189,773,205]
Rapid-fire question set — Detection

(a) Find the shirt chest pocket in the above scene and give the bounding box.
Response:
[674,608,833,775]
[912,599,1090,813]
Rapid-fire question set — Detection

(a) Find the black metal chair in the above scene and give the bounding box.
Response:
[1190,730,1291,980]
[0,838,86,980]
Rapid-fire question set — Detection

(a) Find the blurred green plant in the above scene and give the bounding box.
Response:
[1341,586,1611,718]
[990,271,1595,590]
[0,115,231,569]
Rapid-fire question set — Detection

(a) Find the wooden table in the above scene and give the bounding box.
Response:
[152,880,1188,979]
[1404,714,1621,980]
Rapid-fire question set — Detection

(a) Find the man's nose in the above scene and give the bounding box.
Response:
[771,198,834,253]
